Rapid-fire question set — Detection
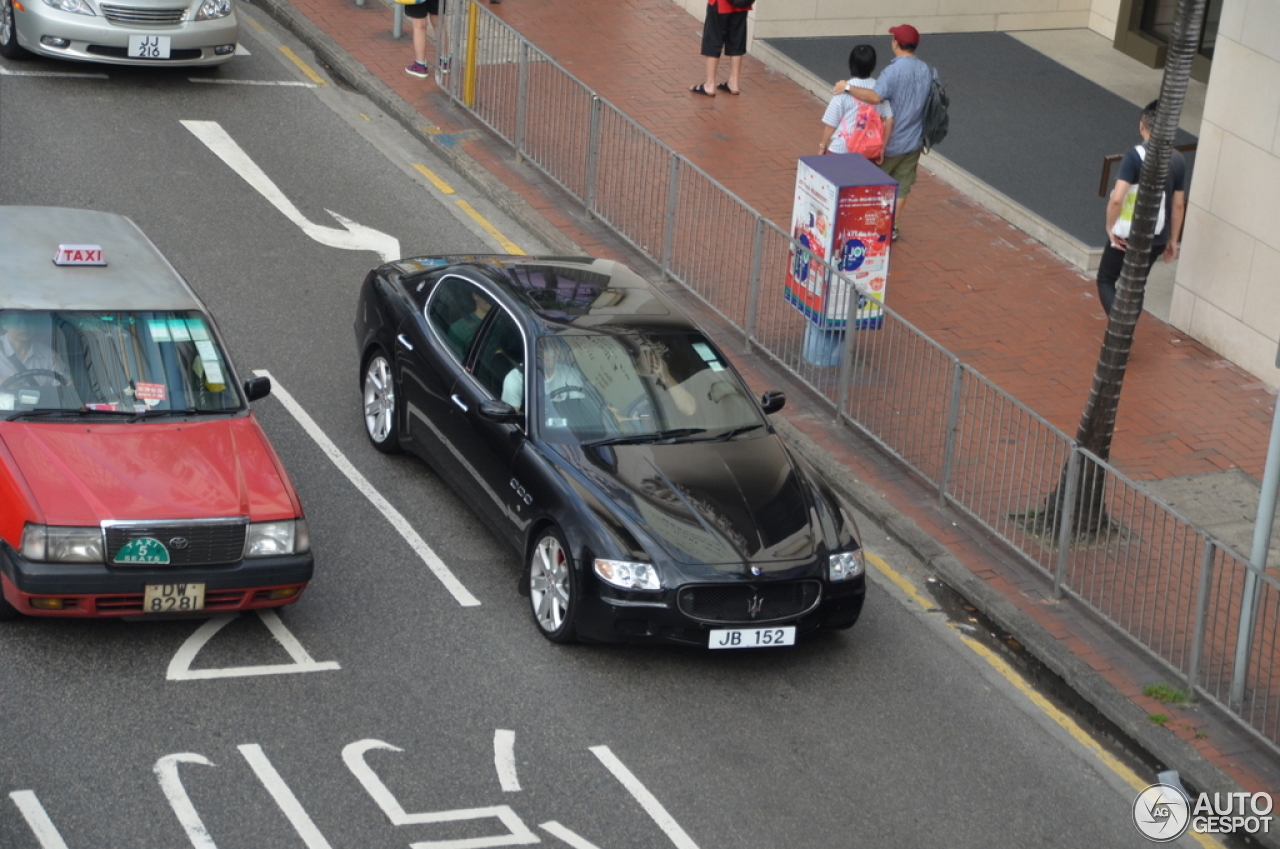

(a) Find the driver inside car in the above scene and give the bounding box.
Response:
[0,312,73,390]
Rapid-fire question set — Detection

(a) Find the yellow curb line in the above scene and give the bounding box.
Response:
[455,199,524,254]
[277,46,328,86]
[413,163,456,195]
[867,552,1223,848]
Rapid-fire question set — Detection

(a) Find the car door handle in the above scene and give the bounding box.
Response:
[451,394,468,412]
[396,334,414,351]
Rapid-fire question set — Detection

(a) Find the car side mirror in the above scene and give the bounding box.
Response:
[244,376,272,403]
[760,390,786,415]
[478,399,523,424]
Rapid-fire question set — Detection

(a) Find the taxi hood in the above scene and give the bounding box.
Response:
[0,416,300,526]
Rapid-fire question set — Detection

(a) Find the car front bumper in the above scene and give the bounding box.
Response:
[0,544,313,617]
[13,3,238,67]
[573,574,866,647]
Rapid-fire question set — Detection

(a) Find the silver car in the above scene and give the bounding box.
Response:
[1,0,237,67]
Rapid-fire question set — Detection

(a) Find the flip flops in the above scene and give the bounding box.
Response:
[716,82,740,95]
[690,83,714,97]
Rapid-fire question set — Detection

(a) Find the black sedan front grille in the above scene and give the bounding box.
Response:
[106,521,247,567]
[99,4,186,25]
[677,580,822,625]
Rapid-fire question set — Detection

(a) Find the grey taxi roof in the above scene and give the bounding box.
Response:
[0,206,205,312]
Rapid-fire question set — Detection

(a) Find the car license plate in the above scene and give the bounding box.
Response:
[143,582,205,613]
[708,626,796,649]
[128,35,171,59]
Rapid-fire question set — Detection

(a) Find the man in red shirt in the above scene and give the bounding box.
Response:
[692,0,753,97]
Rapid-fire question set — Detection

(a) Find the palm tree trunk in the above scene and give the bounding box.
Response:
[1051,0,1207,537]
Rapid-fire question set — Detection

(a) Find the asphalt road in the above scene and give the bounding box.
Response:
[0,12,1205,848]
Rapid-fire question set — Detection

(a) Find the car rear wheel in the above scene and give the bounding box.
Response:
[362,350,401,454]
[528,528,577,643]
[0,0,30,60]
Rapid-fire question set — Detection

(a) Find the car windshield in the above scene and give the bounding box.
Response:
[536,331,763,444]
[0,309,241,416]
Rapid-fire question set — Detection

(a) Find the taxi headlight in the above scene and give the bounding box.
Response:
[41,0,96,15]
[828,550,864,582]
[593,558,660,591]
[195,0,232,20]
[245,519,309,557]
[20,525,104,563]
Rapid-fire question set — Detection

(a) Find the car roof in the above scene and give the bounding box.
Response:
[0,206,205,312]
[392,255,700,332]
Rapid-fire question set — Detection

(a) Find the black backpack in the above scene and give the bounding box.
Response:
[922,66,949,153]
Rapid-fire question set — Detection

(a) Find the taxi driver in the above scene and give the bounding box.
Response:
[0,312,72,390]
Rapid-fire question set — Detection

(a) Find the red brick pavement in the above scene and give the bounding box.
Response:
[270,0,1280,793]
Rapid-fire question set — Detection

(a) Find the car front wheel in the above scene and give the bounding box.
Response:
[0,0,30,60]
[528,528,577,643]
[362,350,401,454]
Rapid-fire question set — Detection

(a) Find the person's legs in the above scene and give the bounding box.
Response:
[696,4,726,95]
[722,11,747,93]
[726,54,743,93]
[411,16,428,65]
[880,149,921,237]
[1095,244,1124,316]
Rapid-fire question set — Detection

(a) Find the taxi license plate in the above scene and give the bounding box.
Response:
[128,35,171,59]
[143,582,205,613]
[708,626,796,649]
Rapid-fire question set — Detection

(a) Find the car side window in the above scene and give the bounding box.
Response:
[472,311,525,411]
[426,278,494,361]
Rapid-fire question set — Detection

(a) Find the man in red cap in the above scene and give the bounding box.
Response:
[832,24,932,239]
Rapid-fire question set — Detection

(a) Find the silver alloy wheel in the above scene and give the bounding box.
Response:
[530,533,571,634]
[1,0,13,48]
[363,354,395,445]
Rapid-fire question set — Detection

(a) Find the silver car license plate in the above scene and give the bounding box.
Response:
[129,35,171,59]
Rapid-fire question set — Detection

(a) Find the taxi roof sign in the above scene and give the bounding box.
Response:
[54,244,106,266]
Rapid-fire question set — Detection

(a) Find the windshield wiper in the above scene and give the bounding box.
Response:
[584,427,707,447]
[704,423,764,442]
[123,408,211,423]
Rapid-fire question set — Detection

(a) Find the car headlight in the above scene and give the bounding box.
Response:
[42,0,95,15]
[195,0,232,20]
[20,525,104,563]
[594,558,660,591]
[245,519,309,557]
[828,550,864,582]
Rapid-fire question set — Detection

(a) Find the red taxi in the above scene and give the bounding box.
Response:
[0,207,313,619]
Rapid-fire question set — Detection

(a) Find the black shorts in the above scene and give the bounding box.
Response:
[700,4,748,58]
[404,0,440,18]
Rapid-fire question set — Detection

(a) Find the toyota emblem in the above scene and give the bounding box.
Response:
[168,537,190,550]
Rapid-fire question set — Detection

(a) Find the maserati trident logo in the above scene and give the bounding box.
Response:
[746,593,764,618]
[168,537,190,550]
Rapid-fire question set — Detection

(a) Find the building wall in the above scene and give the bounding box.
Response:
[1170,0,1280,387]
[670,0,1090,39]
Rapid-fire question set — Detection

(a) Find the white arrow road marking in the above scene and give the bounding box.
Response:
[590,746,699,849]
[155,753,219,849]
[258,369,480,607]
[181,119,400,261]
[167,609,341,680]
[539,822,602,849]
[239,744,334,849]
[9,791,71,849]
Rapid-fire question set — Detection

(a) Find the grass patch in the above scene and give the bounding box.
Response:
[1148,713,1169,725]
[1143,683,1191,707]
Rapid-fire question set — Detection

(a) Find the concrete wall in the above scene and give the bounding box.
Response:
[1170,0,1280,388]
[671,0,1091,40]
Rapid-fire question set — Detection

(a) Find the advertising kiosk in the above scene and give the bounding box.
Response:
[785,154,897,366]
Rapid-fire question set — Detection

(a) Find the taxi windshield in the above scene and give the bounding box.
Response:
[536,331,764,445]
[0,310,241,416]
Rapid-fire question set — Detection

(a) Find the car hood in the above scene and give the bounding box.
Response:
[0,417,299,526]
[559,433,818,568]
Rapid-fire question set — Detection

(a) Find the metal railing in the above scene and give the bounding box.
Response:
[435,0,1280,752]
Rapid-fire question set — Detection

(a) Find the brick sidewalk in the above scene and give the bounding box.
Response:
[261,0,1280,798]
